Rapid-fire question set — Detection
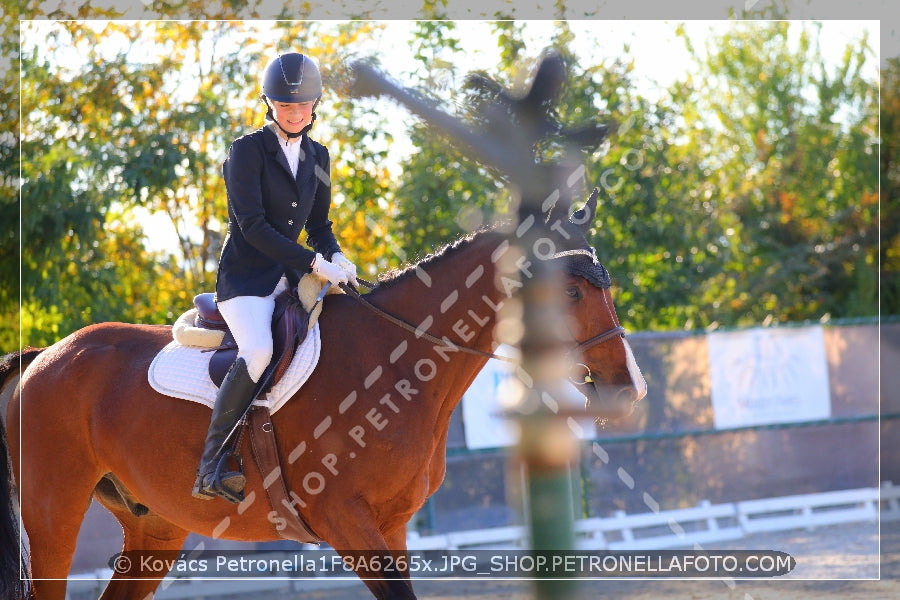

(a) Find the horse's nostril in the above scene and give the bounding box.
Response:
[615,386,639,406]
[588,384,639,421]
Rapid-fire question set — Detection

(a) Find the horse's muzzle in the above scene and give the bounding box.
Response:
[586,382,642,421]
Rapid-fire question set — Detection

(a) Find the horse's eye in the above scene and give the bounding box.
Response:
[565,287,581,301]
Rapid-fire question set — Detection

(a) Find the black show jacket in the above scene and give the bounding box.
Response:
[215,126,342,302]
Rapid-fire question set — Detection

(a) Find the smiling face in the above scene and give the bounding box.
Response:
[268,99,315,136]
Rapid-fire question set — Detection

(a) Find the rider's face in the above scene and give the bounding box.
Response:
[269,100,315,135]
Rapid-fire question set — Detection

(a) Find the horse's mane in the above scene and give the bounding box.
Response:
[0,347,44,386]
[373,223,506,291]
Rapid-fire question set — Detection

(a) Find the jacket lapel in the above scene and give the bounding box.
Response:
[262,125,295,180]
[294,136,317,187]
[263,125,317,189]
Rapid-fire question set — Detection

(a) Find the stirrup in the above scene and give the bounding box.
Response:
[193,451,246,504]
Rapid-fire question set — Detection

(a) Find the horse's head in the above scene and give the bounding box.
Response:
[545,188,647,421]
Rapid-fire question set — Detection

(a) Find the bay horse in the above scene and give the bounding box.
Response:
[0,191,646,600]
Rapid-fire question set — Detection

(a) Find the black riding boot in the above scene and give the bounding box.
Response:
[191,357,257,502]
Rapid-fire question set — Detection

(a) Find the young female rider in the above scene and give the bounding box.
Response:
[192,52,358,502]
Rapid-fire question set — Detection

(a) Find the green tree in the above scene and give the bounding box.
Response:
[5,18,884,350]
[386,20,508,263]
[544,25,727,332]
[316,22,397,278]
[11,20,385,348]
[881,58,900,316]
[677,21,879,325]
[17,21,250,345]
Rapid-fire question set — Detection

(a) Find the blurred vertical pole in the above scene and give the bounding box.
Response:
[344,51,600,600]
[510,162,580,600]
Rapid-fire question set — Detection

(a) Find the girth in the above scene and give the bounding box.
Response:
[193,290,310,395]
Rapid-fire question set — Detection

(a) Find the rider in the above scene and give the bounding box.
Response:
[192,51,358,502]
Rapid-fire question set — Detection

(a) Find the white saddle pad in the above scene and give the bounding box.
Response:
[148,323,321,415]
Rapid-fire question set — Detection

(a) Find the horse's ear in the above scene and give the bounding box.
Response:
[570,187,599,234]
[543,184,574,227]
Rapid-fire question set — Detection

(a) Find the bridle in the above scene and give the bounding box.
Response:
[564,325,626,386]
[338,275,626,385]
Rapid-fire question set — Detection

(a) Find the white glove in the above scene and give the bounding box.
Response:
[331,252,359,287]
[311,253,349,287]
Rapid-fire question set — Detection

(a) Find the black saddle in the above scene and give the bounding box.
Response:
[192,290,310,395]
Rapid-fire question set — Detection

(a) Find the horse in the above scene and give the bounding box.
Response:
[0,190,646,600]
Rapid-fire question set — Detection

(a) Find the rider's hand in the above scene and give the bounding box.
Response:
[331,252,359,287]
[311,253,349,287]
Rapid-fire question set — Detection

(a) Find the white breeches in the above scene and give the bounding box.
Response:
[216,277,289,382]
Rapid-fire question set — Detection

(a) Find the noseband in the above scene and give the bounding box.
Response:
[564,325,626,386]
[567,326,626,356]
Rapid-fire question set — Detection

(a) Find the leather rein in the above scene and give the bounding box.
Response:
[338,279,626,368]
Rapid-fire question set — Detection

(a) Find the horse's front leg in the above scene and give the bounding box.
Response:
[319,504,416,599]
[384,526,413,582]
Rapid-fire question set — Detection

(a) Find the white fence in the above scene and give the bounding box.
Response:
[406,482,897,552]
[66,482,899,600]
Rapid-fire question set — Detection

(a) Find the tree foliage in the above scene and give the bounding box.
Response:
[4,18,885,351]
[10,20,383,347]
[677,21,879,325]
[390,20,508,260]
[881,58,900,316]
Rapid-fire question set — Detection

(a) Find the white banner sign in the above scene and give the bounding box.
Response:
[707,325,831,429]
[461,348,596,449]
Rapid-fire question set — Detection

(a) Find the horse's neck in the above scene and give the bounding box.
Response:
[374,231,506,355]
[371,231,508,415]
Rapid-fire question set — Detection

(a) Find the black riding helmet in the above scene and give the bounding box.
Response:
[261,52,322,138]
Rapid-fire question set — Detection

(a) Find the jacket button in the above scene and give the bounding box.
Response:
[292,202,298,207]
[288,220,294,225]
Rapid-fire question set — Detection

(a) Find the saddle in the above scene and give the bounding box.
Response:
[192,293,322,543]
[194,290,309,395]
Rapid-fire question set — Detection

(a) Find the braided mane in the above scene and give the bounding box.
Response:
[373,224,505,291]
